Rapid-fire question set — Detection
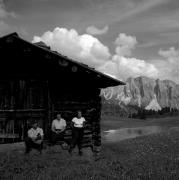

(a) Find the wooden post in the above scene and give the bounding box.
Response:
[21,121,24,140]
[92,90,102,158]
[46,80,52,139]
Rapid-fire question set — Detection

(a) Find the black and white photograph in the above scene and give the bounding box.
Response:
[0,0,179,179]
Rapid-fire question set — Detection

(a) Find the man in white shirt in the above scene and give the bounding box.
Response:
[25,120,44,154]
[51,113,67,145]
[68,110,86,156]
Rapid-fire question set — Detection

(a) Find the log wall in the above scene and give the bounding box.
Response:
[0,79,48,143]
[0,78,102,153]
[50,86,102,152]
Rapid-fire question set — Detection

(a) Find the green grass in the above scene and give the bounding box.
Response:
[1,116,179,179]
[1,130,179,179]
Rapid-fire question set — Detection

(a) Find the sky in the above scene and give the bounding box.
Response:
[1,0,179,83]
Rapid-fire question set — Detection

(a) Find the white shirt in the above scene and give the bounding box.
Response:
[51,119,66,130]
[28,127,44,139]
[72,117,85,128]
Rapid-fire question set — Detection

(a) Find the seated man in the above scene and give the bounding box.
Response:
[51,113,67,145]
[25,120,44,154]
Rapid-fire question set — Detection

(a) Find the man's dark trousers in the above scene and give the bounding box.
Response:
[51,131,65,145]
[25,137,43,153]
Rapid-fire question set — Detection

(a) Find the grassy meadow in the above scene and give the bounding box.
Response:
[0,116,179,179]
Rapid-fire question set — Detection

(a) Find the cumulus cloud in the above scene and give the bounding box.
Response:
[97,56,159,80]
[97,61,118,78]
[115,33,137,56]
[86,25,109,35]
[159,47,179,63]
[153,47,179,83]
[112,56,158,79]
[32,27,160,82]
[32,27,110,66]
[97,33,158,80]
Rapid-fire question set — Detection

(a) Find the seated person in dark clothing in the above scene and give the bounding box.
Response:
[51,113,67,145]
[25,120,44,154]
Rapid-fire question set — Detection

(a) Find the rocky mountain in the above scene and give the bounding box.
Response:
[101,76,179,111]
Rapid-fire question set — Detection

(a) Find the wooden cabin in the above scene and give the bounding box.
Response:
[0,33,124,152]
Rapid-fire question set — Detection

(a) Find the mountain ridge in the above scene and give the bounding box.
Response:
[101,76,179,111]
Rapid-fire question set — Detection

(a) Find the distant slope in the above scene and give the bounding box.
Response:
[145,95,161,111]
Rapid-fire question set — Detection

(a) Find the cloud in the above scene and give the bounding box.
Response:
[97,55,159,81]
[38,0,49,2]
[154,47,179,83]
[103,33,158,80]
[112,56,159,80]
[100,0,168,25]
[96,33,158,80]
[32,27,110,66]
[115,33,137,56]
[0,4,8,18]
[0,0,18,35]
[0,1,16,19]
[97,61,118,78]
[158,47,179,62]
[32,27,160,82]
[86,25,109,35]
[18,27,29,37]
[0,20,10,33]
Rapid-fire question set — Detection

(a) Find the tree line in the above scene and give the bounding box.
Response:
[102,103,179,119]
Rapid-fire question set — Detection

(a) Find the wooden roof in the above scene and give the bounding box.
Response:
[0,33,125,88]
